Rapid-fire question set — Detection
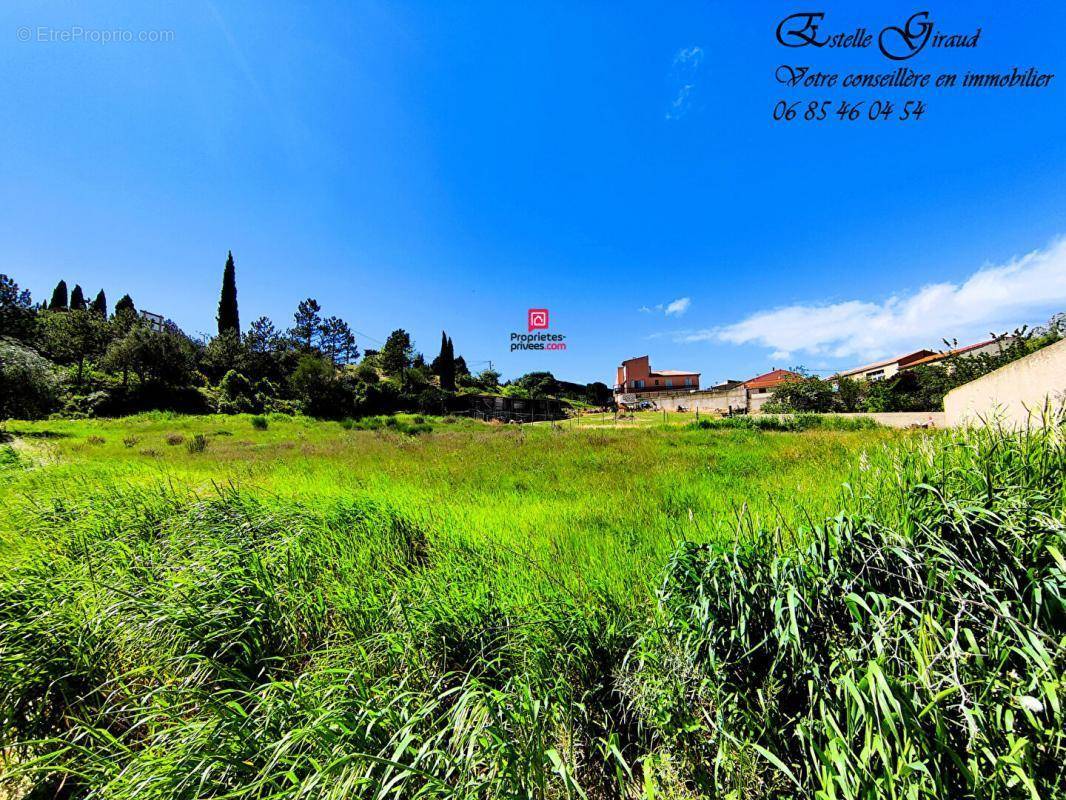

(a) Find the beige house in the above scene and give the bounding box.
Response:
[833,350,936,383]
[834,338,1012,383]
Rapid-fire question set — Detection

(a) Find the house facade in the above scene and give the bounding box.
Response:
[834,338,1014,383]
[833,350,936,383]
[615,355,699,394]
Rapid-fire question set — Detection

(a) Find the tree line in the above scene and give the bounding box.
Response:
[0,254,611,420]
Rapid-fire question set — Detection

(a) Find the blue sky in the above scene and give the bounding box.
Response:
[3,1,1065,385]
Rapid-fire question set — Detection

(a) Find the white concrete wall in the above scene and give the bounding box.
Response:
[644,387,748,414]
[944,338,1066,428]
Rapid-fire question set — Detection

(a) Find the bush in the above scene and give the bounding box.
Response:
[689,414,881,432]
[290,356,356,418]
[0,445,20,469]
[186,433,208,454]
[165,433,184,446]
[0,338,61,420]
[628,416,1066,796]
[218,370,259,414]
[345,415,434,436]
[250,415,268,430]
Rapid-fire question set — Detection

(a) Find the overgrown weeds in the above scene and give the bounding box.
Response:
[0,414,1061,798]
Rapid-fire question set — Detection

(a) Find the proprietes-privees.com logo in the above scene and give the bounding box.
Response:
[511,309,567,352]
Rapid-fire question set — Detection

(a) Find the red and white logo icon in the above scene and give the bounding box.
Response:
[527,308,549,332]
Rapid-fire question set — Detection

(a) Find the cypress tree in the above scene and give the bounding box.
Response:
[90,289,108,317]
[435,331,456,391]
[49,280,68,310]
[69,284,86,311]
[217,251,240,336]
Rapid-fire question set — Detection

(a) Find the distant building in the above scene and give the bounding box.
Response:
[742,368,803,412]
[832,350,936,383]
[900,338,1012,370]
[834,339,1013,383]
[615,355,700,394]
[140,310,165,333]
[710,379,744,391]
[742,368,802,394]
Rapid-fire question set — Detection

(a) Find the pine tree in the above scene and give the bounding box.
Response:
[49,280,68,310]
[320,317,358,365]
[292,298,322,351]
[69,284,86,311]
[217,251,240,336]
[380,329,413,377]
[90,289,108,317]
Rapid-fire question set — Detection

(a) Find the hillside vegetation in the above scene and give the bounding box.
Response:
[0,415,1062,798]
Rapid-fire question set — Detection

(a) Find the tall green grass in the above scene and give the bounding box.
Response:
[0,415,1061,798]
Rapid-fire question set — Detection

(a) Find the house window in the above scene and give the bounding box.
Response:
[654,379,660,386]
[634,380,645,389]
[684,377,693,387]
[758,388,767,394]
[866,370,885,381]
[665,379,673,387]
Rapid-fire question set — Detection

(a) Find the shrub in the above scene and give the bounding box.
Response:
[0,338,61,420]
[627,415,1066,796]
[86,435,105,445]
[122,435,139,448]
[186,433,208,454]
[345,414,433,436]
[0,445,20,469]
[689,414,881,432]
[165,433,184,446]
[250,415,268,430]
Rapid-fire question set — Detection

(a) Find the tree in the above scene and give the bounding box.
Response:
[0,274,35,340]
[585,381,612,406]
[321,316,358,365]
[114,294,135,316]
[38,309,109,388]
[69,284,86,311]
[217,251,240,336]
[763,373,836,413]
[49,280,68,311]
[380,329,413,377]
[835,376,864,412]
[90,289,107,318]
[476,367,501,391]
[432,331,456,391]
[292,298,322,351]
[515,371,558,398]
[200,330,245,383]
[453,352,470,383]
[247,316,280,353]
[0,339,61,419]
[290,355,355,418]
[103,323,196,389]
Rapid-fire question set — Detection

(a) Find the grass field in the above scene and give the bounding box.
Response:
[0,413,1062,798]
[0,412,897,611]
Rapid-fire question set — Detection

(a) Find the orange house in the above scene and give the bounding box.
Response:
[616,355,700,393]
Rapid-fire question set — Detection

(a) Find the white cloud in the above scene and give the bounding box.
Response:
[675,238,1066,361]
[666,47,703,120]
[641,297,692,317]
[664,297,691,316]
